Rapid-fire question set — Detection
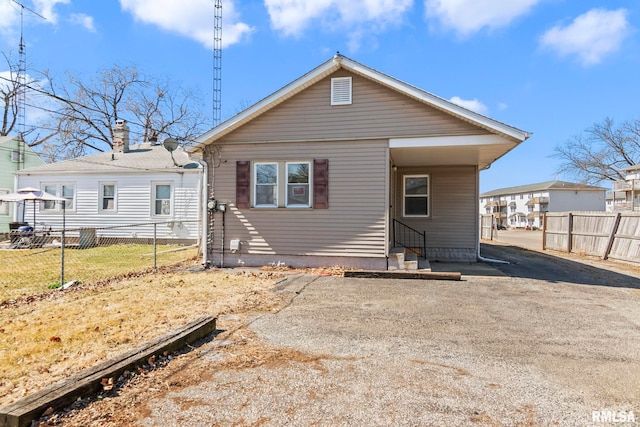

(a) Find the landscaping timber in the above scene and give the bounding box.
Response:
[0,316,217,427]
[344,270,462,281]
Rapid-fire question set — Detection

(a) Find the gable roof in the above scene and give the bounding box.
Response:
[16,143,200,176]
[189,54,531,152]
[480,181,607,198]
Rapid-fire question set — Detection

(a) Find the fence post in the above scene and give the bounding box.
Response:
[153,223,157,269]
[567,212,573,253]
[60,201,66,286]
[603,212,622,260]
[542,212,547,250]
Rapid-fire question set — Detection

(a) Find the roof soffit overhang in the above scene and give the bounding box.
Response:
[189,54,531,153]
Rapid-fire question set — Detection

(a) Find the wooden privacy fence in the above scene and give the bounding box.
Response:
[543,211,640,264]
[480,214,495,240]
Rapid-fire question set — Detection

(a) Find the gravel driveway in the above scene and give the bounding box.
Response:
[135,246,639,426]
[49,243,640,426]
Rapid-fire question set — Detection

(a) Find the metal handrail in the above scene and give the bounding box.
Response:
[392,218,426,259]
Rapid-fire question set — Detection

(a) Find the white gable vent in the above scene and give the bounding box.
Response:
[331,77,352,105]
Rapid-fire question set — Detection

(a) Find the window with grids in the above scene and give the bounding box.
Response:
[238,160,328,210]
[153,183,172,215]
[403,175,429,217]
[42,184,74,210]
[286,162,310,207]
[100,183,116,211]
[254,163,278,207]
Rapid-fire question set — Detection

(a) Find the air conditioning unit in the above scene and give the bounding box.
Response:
[11,150,23,163]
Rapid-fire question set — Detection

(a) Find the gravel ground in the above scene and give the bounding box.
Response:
[41,244,640,426]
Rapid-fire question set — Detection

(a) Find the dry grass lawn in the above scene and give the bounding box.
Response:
[0,263,287,407]
[0,244,199,302]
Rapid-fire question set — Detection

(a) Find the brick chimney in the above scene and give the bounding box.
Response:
[112,120,130,153]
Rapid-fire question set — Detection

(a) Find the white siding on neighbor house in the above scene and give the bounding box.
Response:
[209,139,388,258]
[548,190,606,212]
[17,172,201,239]
[222,71,488,145]
[395,165,478,252]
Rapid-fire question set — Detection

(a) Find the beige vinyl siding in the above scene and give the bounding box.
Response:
[222,71,487,144]
[395,165,477,250]
[209,140,388,258]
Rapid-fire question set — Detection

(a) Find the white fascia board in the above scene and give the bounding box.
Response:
[389,134,510,148]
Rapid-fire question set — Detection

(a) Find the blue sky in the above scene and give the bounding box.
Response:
[1,0,638,192]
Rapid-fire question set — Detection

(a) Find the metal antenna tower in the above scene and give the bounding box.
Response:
[11,0,45,153]
[213,0,222,127]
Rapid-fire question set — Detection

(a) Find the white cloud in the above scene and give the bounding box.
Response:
[69,13,96,32]
[449,96,488,114]
[540,8,630,66]
[1,0,68,42]
[0,2,20,37]
[264,0,413,51]
[33,0,71,24]
[119,0,254,49]
[425,0,540,36]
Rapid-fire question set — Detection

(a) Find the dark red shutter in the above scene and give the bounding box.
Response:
[313,159,329,209]
[236,161,250,208]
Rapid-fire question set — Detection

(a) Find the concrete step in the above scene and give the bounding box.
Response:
[404,253,418,270]
[389,248,430,271]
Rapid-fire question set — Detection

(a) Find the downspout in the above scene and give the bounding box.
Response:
[477,165,509,264]
[196,150,209,266]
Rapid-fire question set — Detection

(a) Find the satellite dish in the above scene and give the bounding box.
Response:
[163,137,179,152]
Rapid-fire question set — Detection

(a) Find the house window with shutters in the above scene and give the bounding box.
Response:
[254,162,278,207]
[237,160,328,209]
[331,77,352,105]
[286,162,310,207]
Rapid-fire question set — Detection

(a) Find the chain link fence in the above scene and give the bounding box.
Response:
[1,221,201,303]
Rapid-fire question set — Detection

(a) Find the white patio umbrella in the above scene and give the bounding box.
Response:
[0,187,66,226]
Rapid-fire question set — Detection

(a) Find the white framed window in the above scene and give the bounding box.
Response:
[0,188,10,215]
[42,183,74,211]
[11,150,23,162]
[331,77,352,105]
[254,162,278,207]
[100,183,116,211]
[286,162,310,208]
[403,175,429,217]
[153,183,172,216]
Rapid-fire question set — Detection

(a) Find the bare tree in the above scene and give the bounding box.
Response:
[0,52,56,147]
[41,64,207,160]
[0,53,20,136]
[553,117,640,184]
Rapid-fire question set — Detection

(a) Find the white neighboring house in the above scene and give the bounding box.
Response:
[606,191,627,212]
[480,181,607,229]
[14,121,203,242]
[612,164,640,211]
